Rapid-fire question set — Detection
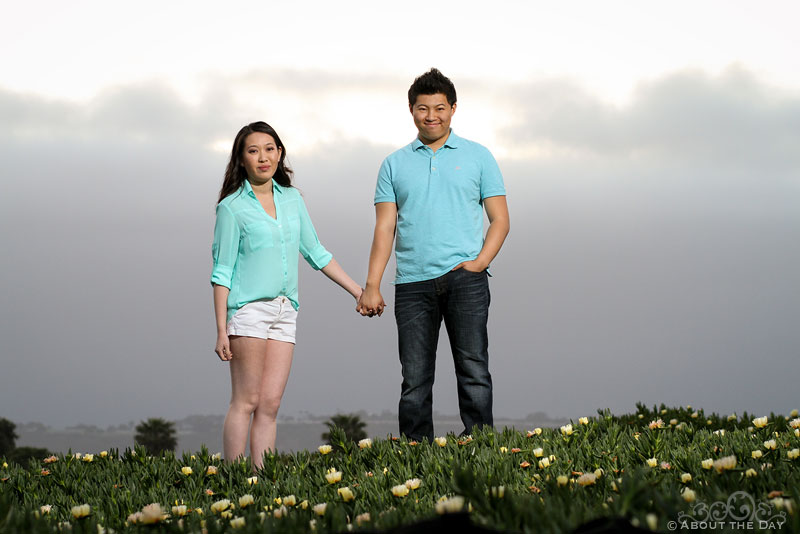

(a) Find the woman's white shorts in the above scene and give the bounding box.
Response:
[227,297,297,343]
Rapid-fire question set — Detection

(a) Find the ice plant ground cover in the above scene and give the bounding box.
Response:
[1,404,799,533]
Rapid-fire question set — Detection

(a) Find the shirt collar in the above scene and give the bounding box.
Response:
[243,179,284,198]
[412,129,461,151]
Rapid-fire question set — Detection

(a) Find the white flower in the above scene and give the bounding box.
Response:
[764,439,777,450]
[283,495,297,507]
[391,484,410,497]
[752,416,768,428]
[533,448,544,457]
[273,505,288,518]
[713,455,737,473]
[538,458,550,469]
[337,487,354,501]
[318,445,333,455]
[701,458,714,470]
[646,457,658,468]
[727,413,738,421]
[139,503,166,524]
[680,473,692,483]
[745,468,757,477]
[40,505,52,515]
[356,512,371,525]
[791,409,799,418]
[171,505,188,517]
[435,496,465,514]
[560,424,573,436]
[752,450,763,459]
[181,466,192,475]
[71,504,91,519]
[82,454,94,462]
[682,488,696,502]
[576,473,597,486]
[648,419,664,429]
[357,438,372,449]
[646,514,658,531]
[238,494,254,508]
[557,475,569,486]
[578,417,589,425]
[405,478,421,490]
[230,517,246,529]
[434,436,447,447]
[247,476,258,485]
[211,452,222,460]
[312,503,327,516]
[787,449,799,460]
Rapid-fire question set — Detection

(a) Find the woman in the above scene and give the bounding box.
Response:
[211,121,361,468]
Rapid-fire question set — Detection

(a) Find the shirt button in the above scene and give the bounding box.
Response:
[432,167,436,170]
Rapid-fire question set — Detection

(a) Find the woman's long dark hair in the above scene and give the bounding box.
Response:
[218,122,293,204]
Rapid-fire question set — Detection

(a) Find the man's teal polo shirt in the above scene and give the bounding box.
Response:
[374,130,506,284]
[211,180,332,320]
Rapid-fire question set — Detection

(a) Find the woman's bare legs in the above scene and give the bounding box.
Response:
[222,336,294,469]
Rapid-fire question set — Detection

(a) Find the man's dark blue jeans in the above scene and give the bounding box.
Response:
[394,268,493,442]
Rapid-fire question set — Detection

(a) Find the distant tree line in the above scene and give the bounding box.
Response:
[0,417,50,467]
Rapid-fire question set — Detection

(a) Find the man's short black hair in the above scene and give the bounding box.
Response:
[408,68,457,107]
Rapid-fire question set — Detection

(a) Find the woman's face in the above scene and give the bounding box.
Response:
[241,132,282,183]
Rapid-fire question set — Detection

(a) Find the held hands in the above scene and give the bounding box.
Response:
[356,285,385,318]
[215,332,233,361]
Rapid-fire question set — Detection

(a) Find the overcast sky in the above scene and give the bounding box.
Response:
[1,1,799,429]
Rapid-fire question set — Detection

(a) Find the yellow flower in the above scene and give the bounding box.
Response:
[489,486,505,498]
[752,416,768,428]
[318,445,333,455]
[206,465,217,475]
[594,468,604,478]
[499,447,508,453]
[239,494,254,508]
[312,503,327,516]
[578,417,589,425]
[82,454,94,462]
[796,429,800,438]
[230,517,246,529]
[299,500,309,510]
[283,495,297,506]
[713,455,737,473]
[172,505,188,517]
[787,449,799,460]
[181,466,192,475]
[356,512,371,525]
[713,429,725,436]
[752,450,763,459]
[337,487,354,502]
[557,475,569,486]
[247,476,258,485]
[71,504,91,519]
[434,437,447,447]
[533,448,544,457]
[358,438,372,449]
[405,478,422,490]
[727,413,738,422]
[211,452,222,460]
[646,514,658,531]
[325,470,342,484]
[669,419,678,426]
[764,439,777,450]
[701,458,714,470]
[680,473,692,483]
[74,453,82,459]
[538,458,550,469]
[435,496,465,514]
[560,424,573,436]
[791,409,799,418]
[43,456,57,464]
[210,499,231,514]
[391,484,410,497]
[745,468,757,477]
[40,505,52,515]
[646,458,658,468]
[527,428,543,437]
[274,497,282,505]
[576,473,597,486]
[691,411,699,419]
[682,488,696,502]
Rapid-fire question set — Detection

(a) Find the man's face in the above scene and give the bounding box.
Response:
[411,93,456,145]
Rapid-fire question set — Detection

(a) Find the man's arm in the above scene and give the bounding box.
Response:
[452,195,510,272]
[357,202,397,316]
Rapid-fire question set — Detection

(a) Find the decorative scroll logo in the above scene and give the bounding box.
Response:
[668,491,787,531]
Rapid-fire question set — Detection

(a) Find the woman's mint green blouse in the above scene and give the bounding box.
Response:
[211,181,332,320]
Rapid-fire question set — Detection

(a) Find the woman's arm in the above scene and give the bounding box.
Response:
[320,258,362,301]
[213,283,232,361]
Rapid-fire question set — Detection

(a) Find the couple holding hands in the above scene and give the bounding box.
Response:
[211,69,510,468]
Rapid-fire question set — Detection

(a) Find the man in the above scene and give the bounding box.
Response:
[357,68,510,442]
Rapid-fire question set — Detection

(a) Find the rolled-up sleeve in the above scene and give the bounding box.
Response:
[211,203,239,288]
[297,196,332,270]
